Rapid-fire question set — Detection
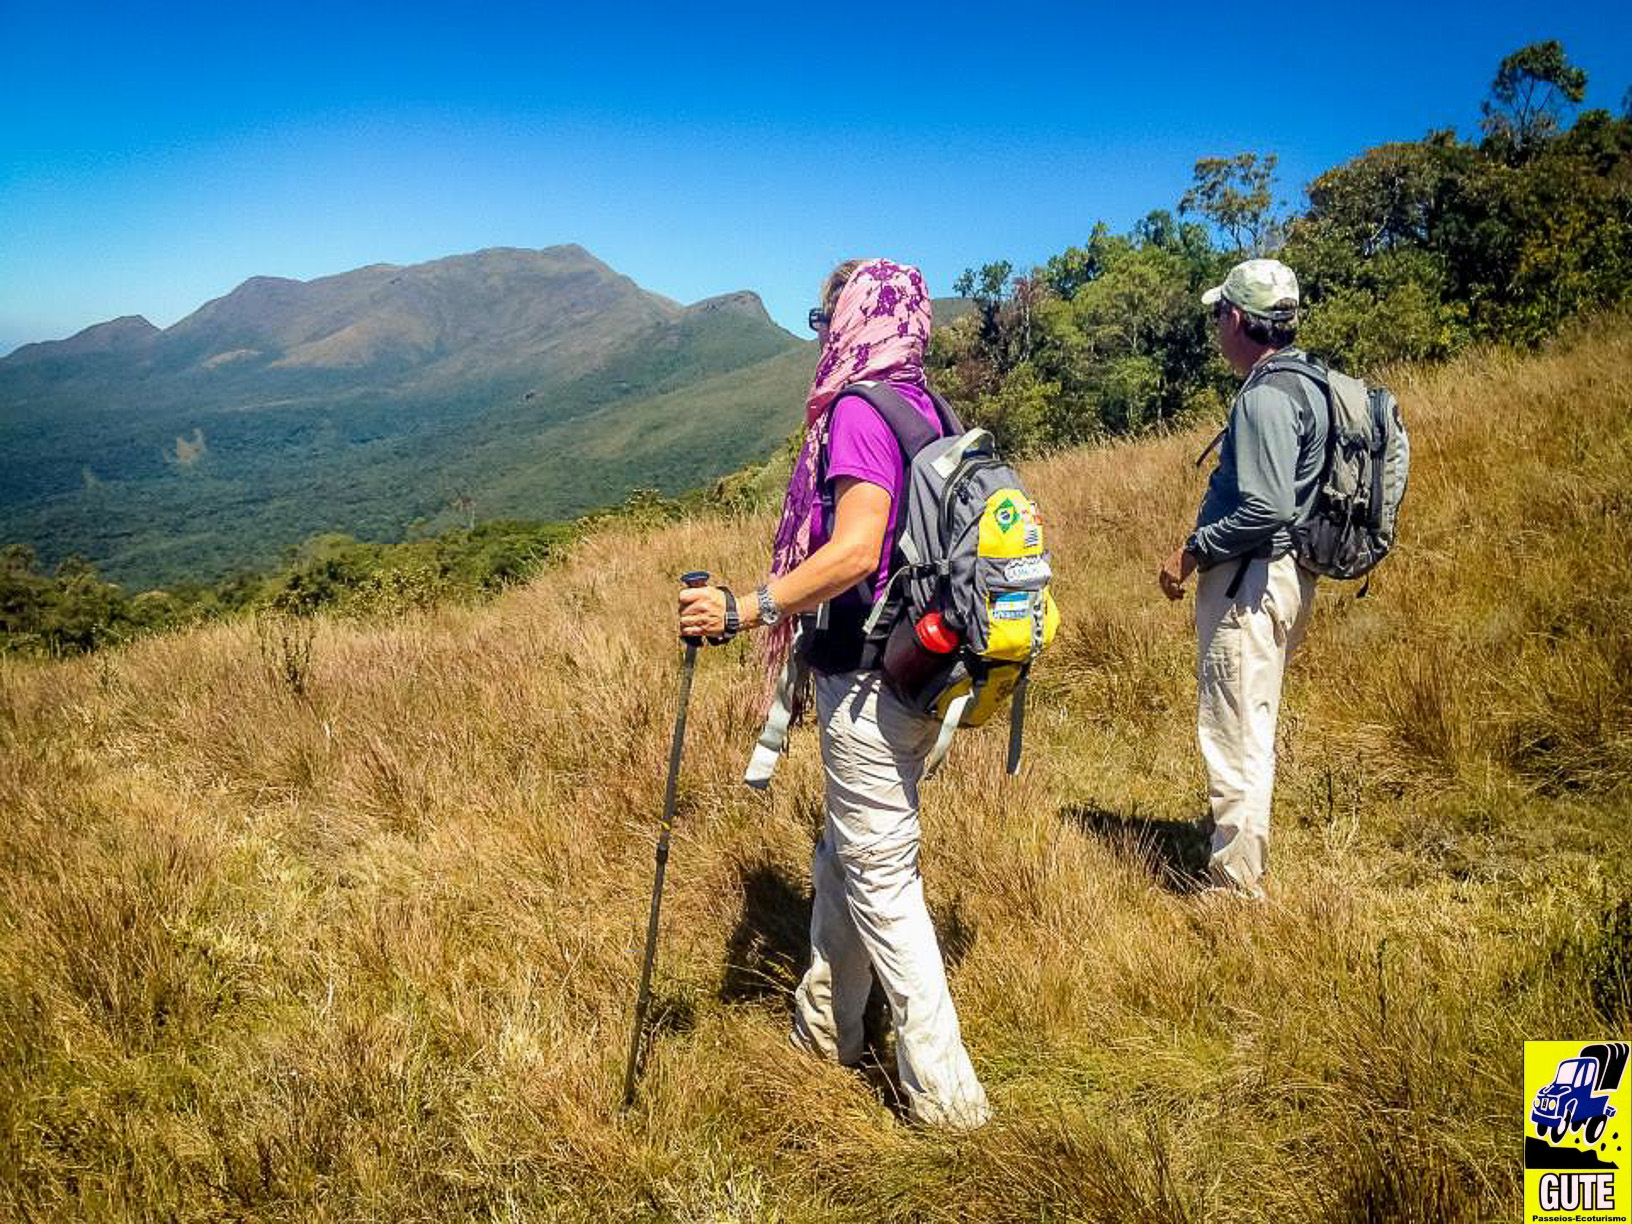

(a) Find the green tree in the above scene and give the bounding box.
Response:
[42,557,131,654]
[1041,224,1120,301]
[939,260,1026,396]
[264,534,384,615]
[953,261,1011,304]
[0,544,48,648]
[953,261,1012,307]
[1481,40,1588,153]
[1180,153,1281,254]
[953,259,1005,303]
[1281,135,1474,367]
[1052,227,1227,432]
[968,363,1058,456]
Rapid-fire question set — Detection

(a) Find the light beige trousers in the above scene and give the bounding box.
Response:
[1195,554,1317,897]
[791,669,990,1130]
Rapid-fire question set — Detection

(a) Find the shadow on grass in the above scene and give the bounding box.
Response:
[647,987,697,1036]
[1062,803,1212,894]
[720,859,811,1006]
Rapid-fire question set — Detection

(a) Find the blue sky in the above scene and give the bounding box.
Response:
[2,0,1628,354]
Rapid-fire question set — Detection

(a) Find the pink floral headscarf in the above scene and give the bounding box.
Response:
[760,259,933,692]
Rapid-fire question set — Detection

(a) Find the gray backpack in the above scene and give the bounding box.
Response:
[1256,354,1409,582]
[863,408,1059,776]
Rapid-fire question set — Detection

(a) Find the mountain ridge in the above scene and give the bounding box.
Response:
[0,245,809,586]
[0,245,781,372]
[3,315,161,365]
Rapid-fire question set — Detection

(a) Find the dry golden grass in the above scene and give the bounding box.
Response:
[2,318,1629,1222]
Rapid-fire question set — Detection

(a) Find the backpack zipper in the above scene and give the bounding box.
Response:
[938,456,1001,546]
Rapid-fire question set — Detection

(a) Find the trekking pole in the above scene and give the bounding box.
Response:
[622,570,711,1109]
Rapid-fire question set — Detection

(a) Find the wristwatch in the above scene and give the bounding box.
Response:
[711,587,740,646]
[755,584,781,628]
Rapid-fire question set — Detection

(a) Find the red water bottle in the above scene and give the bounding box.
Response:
[883,609,961,697]
[914,611,959,654]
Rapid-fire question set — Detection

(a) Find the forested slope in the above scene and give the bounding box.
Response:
[0,247,806,586]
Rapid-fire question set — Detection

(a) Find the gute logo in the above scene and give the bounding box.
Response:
[1525,1040,1630,1223]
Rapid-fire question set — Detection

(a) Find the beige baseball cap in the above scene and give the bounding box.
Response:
[1201,258,1300,320]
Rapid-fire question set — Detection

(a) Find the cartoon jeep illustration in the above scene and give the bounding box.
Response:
[1533,1051,1621,1145]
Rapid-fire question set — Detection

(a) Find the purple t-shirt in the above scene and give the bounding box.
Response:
[812,381,943,600]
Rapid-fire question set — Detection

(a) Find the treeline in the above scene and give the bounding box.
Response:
[929,40,1632,453]
[0,483,730,657]
[0,519,577,657]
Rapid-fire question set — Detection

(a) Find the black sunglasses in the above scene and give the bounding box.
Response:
[807,307,831,332]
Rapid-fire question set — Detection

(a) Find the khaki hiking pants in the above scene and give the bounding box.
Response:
[791,668,990,1130]
[1195,554,1317,898]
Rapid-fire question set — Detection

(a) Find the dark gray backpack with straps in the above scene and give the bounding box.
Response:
[804,381,1059,775]
[1257,353,1409,581]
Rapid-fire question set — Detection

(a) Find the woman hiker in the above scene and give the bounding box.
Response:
[675,258,990,1130]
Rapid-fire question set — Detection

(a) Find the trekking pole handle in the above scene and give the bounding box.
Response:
[679,571,713,644]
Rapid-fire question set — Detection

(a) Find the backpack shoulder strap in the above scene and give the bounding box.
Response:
[816,381,943,528]
[840,381,945,458]
[1198,354,1327,469]
[1248,352,1329,390]
[1248,352,1331,464]
[928,389,964,436]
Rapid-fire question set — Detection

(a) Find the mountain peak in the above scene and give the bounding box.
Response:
[684,291,775,325]
[2,314,159,365]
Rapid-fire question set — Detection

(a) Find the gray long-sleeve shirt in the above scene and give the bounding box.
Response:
[1188,351,1328,567]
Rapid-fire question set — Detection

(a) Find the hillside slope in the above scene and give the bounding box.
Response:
[0,246,805,586]
[1,320,1628,1222]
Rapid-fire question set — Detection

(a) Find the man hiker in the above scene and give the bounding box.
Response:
[1158,258,1327,899]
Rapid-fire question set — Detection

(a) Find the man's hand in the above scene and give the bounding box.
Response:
[678,584,727,639]
[1159,546,1198,601]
